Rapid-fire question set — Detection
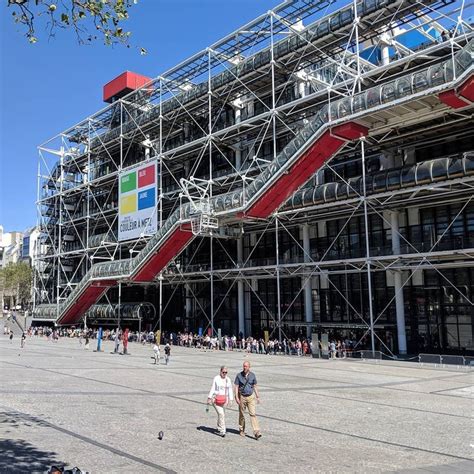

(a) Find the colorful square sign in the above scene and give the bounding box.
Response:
[121,171,136,193]
[120,194,137,214]
[138,164,155,188]
[118,161,158,241]
[138,187,156,210]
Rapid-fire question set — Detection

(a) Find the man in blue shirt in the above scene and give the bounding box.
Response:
[234,361,262,439]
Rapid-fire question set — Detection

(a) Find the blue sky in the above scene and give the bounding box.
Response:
[0,0,280,232]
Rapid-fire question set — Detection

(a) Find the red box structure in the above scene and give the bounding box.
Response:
[103,71,152,103]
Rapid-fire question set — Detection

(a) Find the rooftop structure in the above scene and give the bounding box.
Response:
[103,71,152,103]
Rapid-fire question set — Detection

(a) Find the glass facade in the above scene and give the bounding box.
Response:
[160,201,474,354]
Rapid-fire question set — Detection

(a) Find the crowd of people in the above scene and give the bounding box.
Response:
[172,332,359,358]
[7,324,362,359]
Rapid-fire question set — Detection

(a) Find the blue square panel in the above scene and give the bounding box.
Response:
[138,187,156,210]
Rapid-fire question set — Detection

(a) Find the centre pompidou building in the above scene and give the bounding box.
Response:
[34,0,474,355]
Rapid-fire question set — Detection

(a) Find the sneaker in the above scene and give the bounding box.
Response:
[254,432,262,440]
[220,432,226,438]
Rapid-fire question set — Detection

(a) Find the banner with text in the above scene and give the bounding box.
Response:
[118,161,158,241]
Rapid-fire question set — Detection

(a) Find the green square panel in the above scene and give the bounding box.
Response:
[121,171,136,193]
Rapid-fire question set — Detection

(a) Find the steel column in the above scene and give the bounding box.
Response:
[391,210,407,354]
[302,223,313,338]
[237,236,245,338]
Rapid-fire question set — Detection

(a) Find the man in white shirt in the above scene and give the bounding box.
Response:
[207,366,234,437]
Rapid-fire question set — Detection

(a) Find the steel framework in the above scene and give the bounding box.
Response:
[34,0,474,354]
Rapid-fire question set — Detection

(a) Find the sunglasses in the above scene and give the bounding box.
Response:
[221,371,228,374]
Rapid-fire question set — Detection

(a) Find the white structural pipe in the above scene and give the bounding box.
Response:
[391,210,407,354]
[302,223,313,338]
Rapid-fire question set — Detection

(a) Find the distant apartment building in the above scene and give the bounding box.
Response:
[0,225,39,311]
[0,226,23,268]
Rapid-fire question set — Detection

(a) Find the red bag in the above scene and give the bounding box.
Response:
[215,395,227,406]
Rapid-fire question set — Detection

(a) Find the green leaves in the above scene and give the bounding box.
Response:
[7,0,146,53]
[0,262,33,306]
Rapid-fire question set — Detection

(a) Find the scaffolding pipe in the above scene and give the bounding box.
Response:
[210,235,215,336]
[276,218,282,342]
[159,77,163,227]
[270,13,278,162]
[302,223,313,338]
[208,49,215,337]
[56,146,64,312]
[237,236,245,338]
[159,275,163,333]
[86,119,91,275]
[361,138,376,354]
[117,282,122,332]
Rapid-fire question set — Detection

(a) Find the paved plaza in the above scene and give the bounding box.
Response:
[0,323,473,473]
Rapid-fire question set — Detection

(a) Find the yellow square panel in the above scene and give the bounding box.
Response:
[120,194,137,214]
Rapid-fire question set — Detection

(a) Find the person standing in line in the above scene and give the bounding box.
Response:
[330,340,337,359]
[96,327,103,352]
[152,343,160,365]
[207,366,234,437]
[234,361,262,440]
[114,330,120,354]
[302,339,308,356]
[164,343,171,365]
[122,328,129,355]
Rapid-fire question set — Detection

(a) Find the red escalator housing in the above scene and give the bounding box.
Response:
[245,122,368,219]
[439,75,474,108]
[459,75,474,102]
[58,280,116,325]
[132,225,193,282]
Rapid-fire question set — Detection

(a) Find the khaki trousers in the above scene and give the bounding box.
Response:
[213,404,226,434]
[239,393,260,434]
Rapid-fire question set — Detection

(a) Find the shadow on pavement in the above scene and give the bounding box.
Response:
[0,439,63,473]
[0,410,65,473]
[196,425,241,436]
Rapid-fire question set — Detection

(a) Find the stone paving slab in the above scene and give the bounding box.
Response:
[0,323,473,473]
